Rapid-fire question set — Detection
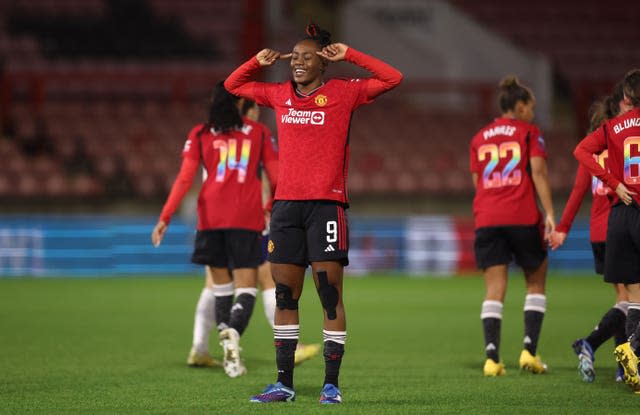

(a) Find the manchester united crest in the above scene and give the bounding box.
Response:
[268,240,275,253]
[315,94,328,107]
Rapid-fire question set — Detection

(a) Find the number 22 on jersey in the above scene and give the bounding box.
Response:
[477,141,522,189]
[213,139,252,183]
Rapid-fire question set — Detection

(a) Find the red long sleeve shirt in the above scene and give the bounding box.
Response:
[556,157,611,242]
[574,107,640,206]
[159,118,278,232]
[224,47,402,203]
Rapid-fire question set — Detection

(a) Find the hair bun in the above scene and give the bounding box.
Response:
[499,75,520,91]
[306,23,317,37]
[304,23,332,48]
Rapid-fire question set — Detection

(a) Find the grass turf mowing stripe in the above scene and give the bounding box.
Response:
[1,274,639,414]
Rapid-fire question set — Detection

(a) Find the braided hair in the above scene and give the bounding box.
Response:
[303,23,332,48]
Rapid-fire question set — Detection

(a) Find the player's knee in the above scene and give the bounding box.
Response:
[275,283,299,310]
[317,270,339,320]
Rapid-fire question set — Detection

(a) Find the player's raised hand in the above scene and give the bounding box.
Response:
[548,231,567,250]
[151,220,168,247]
[317,43,349,62]
[256,49,292,67]
[615,182,636,205]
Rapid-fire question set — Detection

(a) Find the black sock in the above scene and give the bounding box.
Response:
[586,307,626,351]
[275,338,297,388]
[214,295,233,330]
[626,305,640,339]
[629,305,640,354]
[229,293,256,336]
[524,310,544,355]
[323,341,344,388]
[482,318,501,362]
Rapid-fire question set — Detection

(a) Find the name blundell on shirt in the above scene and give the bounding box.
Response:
[613,117,640,134]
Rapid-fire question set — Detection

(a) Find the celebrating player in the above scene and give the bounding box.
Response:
[151,82,278,378]
[573,69,640,393]
[549,84,631,383]
[224,23,402,403]
[470,75,555,377]
[243,97,322,365]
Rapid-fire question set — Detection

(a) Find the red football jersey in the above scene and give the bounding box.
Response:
[575,107,640,206]
[556,156,611,242]
[469,117,547,228]
[225,47,402,203]
[160,118,278,232]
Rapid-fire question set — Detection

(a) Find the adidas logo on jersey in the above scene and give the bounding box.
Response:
[324,244,335,252]
[285,98,292,106]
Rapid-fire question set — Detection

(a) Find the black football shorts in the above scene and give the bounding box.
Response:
[604,203,640,284]
[474,224,547,270]
[191,229,263,269]
[590,242,606,276]
[268,200,349,267]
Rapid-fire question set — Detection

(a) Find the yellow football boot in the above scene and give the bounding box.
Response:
[519,349,547,374]
[483,359,506,376]
[294,343,321,365]
[614,342,640,394]
[187,349,220,368]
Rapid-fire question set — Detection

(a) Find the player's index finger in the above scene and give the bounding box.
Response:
[279,53,292,59]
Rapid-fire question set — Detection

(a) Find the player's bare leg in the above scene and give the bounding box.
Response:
[481,265,508,376]
[520,259,548,373]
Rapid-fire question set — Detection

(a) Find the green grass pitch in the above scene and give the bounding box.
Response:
[1,273,639,414]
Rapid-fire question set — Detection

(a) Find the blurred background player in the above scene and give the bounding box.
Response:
[243,97,321,365]
[470,75,555,376]
[549,83,631,383]
[574,69,640,394]
[225,23,402,403]
[151,82,278,378]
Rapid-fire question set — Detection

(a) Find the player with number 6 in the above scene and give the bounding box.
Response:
[469,75,555,377]
[574,69,640,394]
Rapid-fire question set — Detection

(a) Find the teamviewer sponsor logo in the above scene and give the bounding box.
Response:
[281,108,325,125]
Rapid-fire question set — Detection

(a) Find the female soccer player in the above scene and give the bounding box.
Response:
[549,85,631,383]
[244,97,321,365]
[224,23,402,403]
[470,75,555,377]
[151,82,278,378]
[574,69,640,393]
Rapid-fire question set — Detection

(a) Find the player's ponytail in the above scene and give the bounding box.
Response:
[587,101,607,134]
[201,81,243,135]
[304,23,332,48]
[605,82,624,119]
[498,75,533,113]
[623,69,640,107]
